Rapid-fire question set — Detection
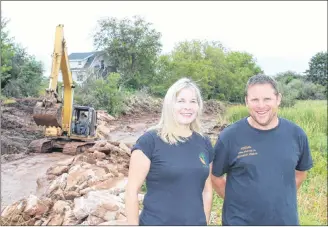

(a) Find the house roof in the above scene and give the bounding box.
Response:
[68,51,103,61]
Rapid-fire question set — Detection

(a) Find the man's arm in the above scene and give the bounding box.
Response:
[295,170,307,190]
[211,174,226,199]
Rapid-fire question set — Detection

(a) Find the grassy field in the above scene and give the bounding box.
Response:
[211,100,327,225]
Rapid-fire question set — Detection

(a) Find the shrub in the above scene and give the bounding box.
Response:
[74,73,126,117]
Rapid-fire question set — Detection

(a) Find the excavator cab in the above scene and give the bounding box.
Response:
[71,106,97,137]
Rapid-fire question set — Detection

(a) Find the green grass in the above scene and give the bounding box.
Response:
[0,96,16,104]
[211,100,327,225]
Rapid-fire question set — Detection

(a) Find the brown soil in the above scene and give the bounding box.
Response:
[1,98,44,161]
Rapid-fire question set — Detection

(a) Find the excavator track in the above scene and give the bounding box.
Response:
[62,141,95,156]
[28,138,53,153]
[28,139,95,155]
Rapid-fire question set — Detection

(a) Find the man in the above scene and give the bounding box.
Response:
[77,112,89,135]
[211,74,313,225]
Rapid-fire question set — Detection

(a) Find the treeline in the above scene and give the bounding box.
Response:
[0,17,46,98]
[75,16,327,113]
[1,15,326,115]
[89,16,262,103]
[275,70,326,107]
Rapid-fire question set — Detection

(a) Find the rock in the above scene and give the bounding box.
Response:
[63,191,80,200]
[1,199,26,218]
[47,213,64,225]
[23,195,51,217]
[93,150,106,160]
[87,178,117,191]
[56,157,75,166]
[52,200,70,214]
[62,209,79,225]
[73,190,123,221]
[65,165,106,191]
[46,165,69,176]
[92,205,119,222]
[119,142,131,155]
[46,173,68,196]
[34,219,43,225]
[87,215,105,225]
[50,188,65,201]
[46,174,57,181]
[99,219,127,225]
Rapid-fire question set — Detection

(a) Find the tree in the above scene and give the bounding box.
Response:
[74,73,125,116]
[1,15,45,98]
[0,16,15,88]
[150,40,262,102]
[305,51,327,90]
[274,71,303,85]
[92,15,162,89]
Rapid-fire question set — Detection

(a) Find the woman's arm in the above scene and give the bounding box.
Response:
[203,163,213,225]
[125,150,151,225]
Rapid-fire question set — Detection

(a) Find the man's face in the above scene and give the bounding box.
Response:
[245,83,281,129]
[173,88,199,126]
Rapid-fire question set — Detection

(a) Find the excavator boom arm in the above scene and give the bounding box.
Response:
[33,24,74,135]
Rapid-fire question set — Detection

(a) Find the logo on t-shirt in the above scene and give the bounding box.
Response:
[237,146,258,159]
[199,152,209,168]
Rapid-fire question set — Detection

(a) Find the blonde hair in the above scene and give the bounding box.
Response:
[149,77,204,144]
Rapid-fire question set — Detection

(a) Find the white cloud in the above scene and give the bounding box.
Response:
[2,1,327,76]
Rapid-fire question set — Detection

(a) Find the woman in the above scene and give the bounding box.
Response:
[125,78,214,225]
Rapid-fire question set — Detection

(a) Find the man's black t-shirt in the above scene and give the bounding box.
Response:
[212,117,313,225]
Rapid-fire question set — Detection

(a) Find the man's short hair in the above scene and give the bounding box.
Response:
[245,74,279,96]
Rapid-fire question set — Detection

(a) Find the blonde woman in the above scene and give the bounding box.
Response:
[125,78,214,225]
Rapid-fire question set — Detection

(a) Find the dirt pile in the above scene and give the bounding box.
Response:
[203,99,226,115]
[0,140,139,226]
[121,93,226,116]
[1,98,44,159]
[121,93,163,116]
[96,110,116,140]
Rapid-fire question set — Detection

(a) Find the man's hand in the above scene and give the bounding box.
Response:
[211,174,226,199]
[295,170,307,190]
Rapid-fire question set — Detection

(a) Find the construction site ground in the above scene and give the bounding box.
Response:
[0,98,226,225]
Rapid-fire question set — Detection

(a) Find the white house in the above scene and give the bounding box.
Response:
[58,51,115,85]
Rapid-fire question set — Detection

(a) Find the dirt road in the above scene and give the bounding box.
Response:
[1,112,221,210]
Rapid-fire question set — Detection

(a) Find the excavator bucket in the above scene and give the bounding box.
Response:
[33,101,62,127]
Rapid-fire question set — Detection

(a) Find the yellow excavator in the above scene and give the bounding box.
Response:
[28,24,98,155]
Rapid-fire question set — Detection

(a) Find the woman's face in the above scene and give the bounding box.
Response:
[173,87,199,126]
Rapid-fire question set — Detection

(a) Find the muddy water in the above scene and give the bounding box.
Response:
[1,152,71,209]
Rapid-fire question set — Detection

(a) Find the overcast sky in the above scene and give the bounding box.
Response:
[2,1,327,76]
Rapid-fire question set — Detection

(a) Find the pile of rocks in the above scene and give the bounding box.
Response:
[0,140,143,226]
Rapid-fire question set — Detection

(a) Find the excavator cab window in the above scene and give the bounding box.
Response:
[71,108,88,136]
[71,106,96,137]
